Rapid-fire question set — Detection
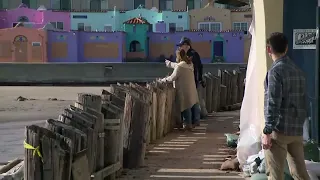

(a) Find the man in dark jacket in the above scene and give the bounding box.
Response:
[177,37,204,126]
[177,37,204,87]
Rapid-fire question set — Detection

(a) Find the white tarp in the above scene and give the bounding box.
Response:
[237,9,264,165]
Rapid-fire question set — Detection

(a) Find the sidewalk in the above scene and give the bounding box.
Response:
[118,110,244,180]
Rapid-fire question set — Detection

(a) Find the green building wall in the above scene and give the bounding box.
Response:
[124,23,149,56]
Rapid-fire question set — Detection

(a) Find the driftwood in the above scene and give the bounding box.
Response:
[0,160,24,180]
[24,125,72,180]
[0,158,23,174]
[77,94,104,172]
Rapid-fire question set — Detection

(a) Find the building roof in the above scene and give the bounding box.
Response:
[123,17,150,25]
[215,0,249,7]
[230,8,251,12]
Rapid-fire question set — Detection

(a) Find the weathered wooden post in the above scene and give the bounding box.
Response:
[211,75,220,112]
[237,70,246,103]
[45,119,87,154]
[121,84,149,169]
[24,125,72,180]
[77,93,105,172]
[220,85,227,110]
[155,82,167,139]
[204,73,213,113]
[60,105,96,173]
[147,83,158,142]
[231,70,239,105]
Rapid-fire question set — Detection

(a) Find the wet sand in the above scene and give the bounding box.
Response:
[0,86,109,162]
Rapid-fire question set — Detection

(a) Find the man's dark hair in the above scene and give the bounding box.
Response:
[266,32,288,54]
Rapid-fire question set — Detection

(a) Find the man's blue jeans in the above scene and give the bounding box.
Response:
[181,103,200,125]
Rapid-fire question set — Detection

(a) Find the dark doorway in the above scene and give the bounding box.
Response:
[213,41,223,57]
[130,40,141,52]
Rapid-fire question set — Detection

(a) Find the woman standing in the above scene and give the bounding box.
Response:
[160,49,199,131]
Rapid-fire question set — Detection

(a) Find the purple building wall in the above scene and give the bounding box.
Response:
[77,32,125,62]
[47,31,125,62]
[148,31,244,63]
[47,31,78,62]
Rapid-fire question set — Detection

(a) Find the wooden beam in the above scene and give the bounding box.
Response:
[91,162,121,180]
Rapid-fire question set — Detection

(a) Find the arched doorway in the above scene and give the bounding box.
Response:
[17,16,29,22]
[13,35,28,62]
[212,34,225,62]
[129,40,141,52]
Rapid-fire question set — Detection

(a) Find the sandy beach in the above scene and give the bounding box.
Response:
[0,86,109,162]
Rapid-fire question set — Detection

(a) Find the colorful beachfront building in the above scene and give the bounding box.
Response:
[0,4,250,63]
[0,4,70,29]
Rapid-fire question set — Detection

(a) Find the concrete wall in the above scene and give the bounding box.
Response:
[0,63,246,84]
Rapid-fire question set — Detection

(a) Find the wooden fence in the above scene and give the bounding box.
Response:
[0,68,245,180]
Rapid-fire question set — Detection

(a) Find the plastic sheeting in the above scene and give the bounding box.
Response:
[237,9,264,165]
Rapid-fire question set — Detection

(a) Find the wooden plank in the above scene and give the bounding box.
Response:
[219,85,227,110]
[104,118,121,180]
[59,111,96,174]
[204,73,213,113]
[156,86,166,139]
[101,89,125,108]
[71,150,91,180]
[110,84,127,99]
[91,162,121,180]
[211,75,220,112]
[0,158,22,174]
[124,91,149,168]
[45,119,87,154]
[77,93,104,172]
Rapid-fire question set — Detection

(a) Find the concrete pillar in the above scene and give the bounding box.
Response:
[252,0,284,131]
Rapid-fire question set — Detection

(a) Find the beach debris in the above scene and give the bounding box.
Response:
[48,97,58,101]
[220,157,240,171]
[16,96,27,101]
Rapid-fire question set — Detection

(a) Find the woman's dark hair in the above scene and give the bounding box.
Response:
[266,32,288,54]
[179,49,192,64]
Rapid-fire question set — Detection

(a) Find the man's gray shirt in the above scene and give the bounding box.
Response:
[264,56,307,136]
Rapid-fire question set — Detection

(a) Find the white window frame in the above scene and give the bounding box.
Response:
[232,22,248,35]
[176,26,184,31]
[32,42,41,46]
[84,25,92,31]
[197,22,222,31]
[104,24,113,32]
[50,21,64,30]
